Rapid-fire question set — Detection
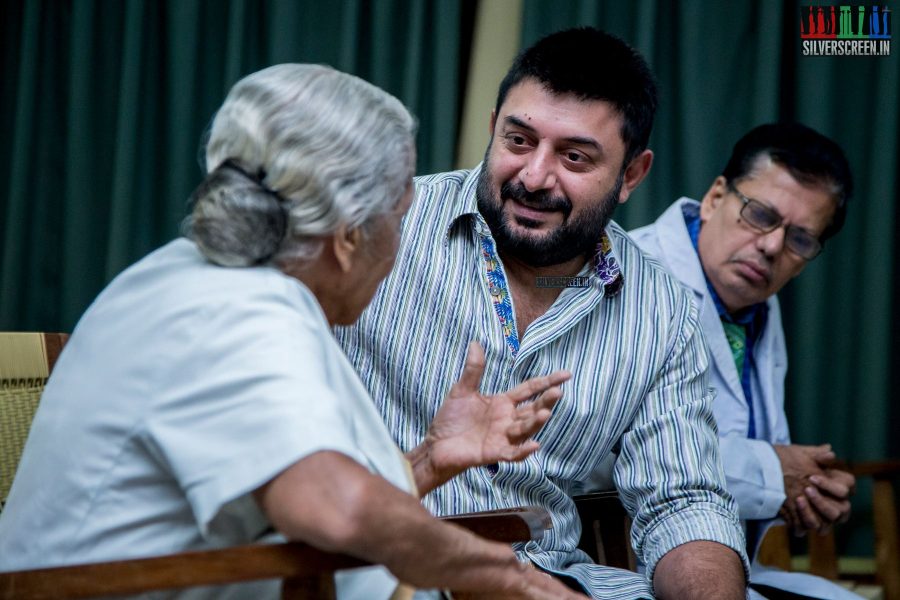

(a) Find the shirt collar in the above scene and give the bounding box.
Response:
[443,165,625,298]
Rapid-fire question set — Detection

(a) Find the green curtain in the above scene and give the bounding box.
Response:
[2,0,897,558]
[521,0,899,553]
[1,0,470,331]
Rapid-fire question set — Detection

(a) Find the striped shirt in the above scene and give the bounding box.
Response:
[336,167,748,598]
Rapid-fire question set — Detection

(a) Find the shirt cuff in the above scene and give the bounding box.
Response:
[641,501,751,586]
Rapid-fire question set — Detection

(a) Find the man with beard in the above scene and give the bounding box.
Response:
[336,28,748,598]
[630,123,860,600]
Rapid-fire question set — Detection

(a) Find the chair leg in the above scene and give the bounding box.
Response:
[282,574,336,600]
[808,530,838,580]
[873,479,900,600]
[756,525,792,571]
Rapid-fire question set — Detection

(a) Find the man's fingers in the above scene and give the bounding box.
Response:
[809,472,853,499]
[804,486,852,525]
[505,370,571,403]
[506,407,554,442]
[505,389,562,440]
[795,495,823,533]
[826,469,857,495]
[501,440,541,462]
[451,342,487,395]
[532,387,563,411]
[780,501,803,536]
[809,443,837,466]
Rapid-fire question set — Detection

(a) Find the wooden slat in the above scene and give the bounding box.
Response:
[848,459,900,479]
[573,490,635,570]
[0,509,549,600]
[809,530,838,579]
[446,506,551,542]
[757,525,792,571]
[872,479,900,600]
[0,542,365,600]
[43,333,68,373]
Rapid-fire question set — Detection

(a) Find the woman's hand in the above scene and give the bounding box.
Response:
[407,342,571,494]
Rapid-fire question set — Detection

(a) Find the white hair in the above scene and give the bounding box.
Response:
[185,64,417,267]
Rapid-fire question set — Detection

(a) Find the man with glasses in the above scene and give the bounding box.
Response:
[631,122,860,599]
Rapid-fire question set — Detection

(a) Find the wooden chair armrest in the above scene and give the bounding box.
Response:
[846,459,900,480]
[443,505,551,542]
[0,541,366,600]
[0,507,550,600]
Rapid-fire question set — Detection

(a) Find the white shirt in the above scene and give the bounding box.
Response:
[0,238,416,599]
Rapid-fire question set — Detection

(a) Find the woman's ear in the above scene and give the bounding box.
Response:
[332,224,362,273]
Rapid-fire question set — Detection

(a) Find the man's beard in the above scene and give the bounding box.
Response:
[476,158,624,268]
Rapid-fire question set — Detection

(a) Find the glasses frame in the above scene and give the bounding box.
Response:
[727,182,823,260]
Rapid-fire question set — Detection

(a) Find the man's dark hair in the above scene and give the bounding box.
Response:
[722,123,853,242]
[494,27,658,166]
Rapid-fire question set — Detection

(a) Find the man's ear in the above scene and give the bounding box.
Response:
[699,176,729,222]
[617,150,653,204]
[488,109,497,136]
[332,224,362,273]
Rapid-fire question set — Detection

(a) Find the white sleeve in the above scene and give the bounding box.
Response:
[142,288,365,539]
[719,434,785,520]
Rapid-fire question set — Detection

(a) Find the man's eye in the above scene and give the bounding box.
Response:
[509,134,527,145]
[566,152,583,162]
[748,204,779,227]
[788,230,814,250]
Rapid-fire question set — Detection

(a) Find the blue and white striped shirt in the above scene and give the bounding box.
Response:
[336,167,748,598]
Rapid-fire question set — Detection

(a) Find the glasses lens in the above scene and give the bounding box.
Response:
[786,228,821,260]
[741,198,781,231]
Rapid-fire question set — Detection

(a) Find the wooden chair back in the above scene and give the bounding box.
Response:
[0,332,67,511]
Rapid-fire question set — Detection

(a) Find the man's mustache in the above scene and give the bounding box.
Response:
[500,181,572,216]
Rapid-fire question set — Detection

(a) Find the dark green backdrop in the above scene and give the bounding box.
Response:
[2,0,898,555]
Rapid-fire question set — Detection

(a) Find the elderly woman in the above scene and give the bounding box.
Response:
[0,65,584,599]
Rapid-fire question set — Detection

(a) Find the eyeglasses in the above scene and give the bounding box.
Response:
[728,182,822,260]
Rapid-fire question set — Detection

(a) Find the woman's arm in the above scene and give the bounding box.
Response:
[254,450,585,599]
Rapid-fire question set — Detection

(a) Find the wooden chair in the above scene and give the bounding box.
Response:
[0,332,551,598]
[0,332,68,511]
[757,460,900,600]
[0,508,550,600]
[573,490,636,571]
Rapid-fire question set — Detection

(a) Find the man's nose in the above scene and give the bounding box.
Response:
[520,148,557,192]
[756,226,787,257]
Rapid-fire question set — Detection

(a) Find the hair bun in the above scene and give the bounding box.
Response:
[187,162,287,267]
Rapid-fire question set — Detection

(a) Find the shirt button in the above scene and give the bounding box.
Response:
[489,284,502,297]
